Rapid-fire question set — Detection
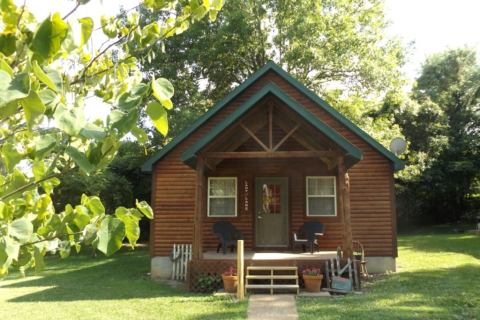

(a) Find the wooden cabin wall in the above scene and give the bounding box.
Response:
[150,71,397,258]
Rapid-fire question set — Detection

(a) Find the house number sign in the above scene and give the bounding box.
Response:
[244,180,249,212]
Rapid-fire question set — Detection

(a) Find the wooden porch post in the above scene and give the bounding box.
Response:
[193,156,205,260]
[338,157,353,258]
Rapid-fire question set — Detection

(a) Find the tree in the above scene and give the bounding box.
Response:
[136,0,406,148]
[0,0,224,276]
[392,49,480,224]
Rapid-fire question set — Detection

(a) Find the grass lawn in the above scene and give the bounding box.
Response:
[0,248,247,320]
[1,226,478,320]
[297,225,480,320]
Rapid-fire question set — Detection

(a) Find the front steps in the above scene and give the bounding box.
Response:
[245,266,299,294]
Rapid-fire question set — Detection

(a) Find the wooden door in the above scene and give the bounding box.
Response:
[255,177,289,247]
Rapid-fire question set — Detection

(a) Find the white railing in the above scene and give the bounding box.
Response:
[171,244,192,281]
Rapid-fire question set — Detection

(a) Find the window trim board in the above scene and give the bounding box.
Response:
[207,177,238,217]
[305,176,337,217]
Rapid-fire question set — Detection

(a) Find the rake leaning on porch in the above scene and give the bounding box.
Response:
[142,62,404,283]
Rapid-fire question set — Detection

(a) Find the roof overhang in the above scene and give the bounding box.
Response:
[142,61,404,172]
[180,82,363,169]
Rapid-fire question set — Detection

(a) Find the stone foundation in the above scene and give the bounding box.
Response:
[366,257,396,273]
[151,256,172,279]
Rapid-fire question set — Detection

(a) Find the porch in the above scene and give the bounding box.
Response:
[182,92,361,262]
[203,250,338,261]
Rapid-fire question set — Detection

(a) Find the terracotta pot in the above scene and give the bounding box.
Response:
[303,274,323,292]
[222,275,238,293]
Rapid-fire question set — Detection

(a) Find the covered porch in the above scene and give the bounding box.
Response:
[203,250,338,261]
[181,84,363,262]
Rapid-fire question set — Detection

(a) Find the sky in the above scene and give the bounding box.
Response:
[17,0,480,83]
[384,0,480,80]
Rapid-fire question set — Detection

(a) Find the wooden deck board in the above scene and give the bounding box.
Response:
[203,251,337,261]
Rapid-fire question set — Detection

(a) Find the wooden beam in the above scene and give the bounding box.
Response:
[268,104,273,150]
[193,156,205,260]
[205,150,339,159]
[338,157,353,258]
[240,124,269,151]
[272,124,300,151]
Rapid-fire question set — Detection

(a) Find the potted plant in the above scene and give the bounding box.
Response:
[221,266,238,293]
[302,267,323,292]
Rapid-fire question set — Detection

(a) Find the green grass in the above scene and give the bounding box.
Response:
[2,227,479,320]
[0,249,247,320]
[297,226,480,320]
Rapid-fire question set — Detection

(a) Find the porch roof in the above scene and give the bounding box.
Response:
[181,82,363,168]
[141,61,404,172]
[180,83,363,169]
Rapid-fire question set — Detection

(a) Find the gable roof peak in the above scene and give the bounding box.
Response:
[142,62,404,172]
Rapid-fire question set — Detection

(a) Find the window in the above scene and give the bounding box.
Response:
[306,176,337,216]
[208,177,237,217]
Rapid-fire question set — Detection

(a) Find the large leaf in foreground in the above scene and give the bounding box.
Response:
[9,218,33,243]
[96,216,125,256]
[151,77,174,109]
[31,13,69,60]
[145,101,168,136]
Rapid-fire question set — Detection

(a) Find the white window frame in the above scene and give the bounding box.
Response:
[306,176,337,217]
[207,177,238,217]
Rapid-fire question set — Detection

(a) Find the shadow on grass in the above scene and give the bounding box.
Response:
[298,264,480,320]
[4,249,198,302]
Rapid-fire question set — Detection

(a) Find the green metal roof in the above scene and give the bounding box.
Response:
[142,61,404,172]
[181,82,363,168]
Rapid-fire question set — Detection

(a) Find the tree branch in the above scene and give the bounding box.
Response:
[63,1,81,20]
[21,231,84,247]
[0,174,61,201]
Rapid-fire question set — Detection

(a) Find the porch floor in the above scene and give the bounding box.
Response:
[203,251,337,261]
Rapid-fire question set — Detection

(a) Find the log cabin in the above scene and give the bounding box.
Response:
[142,61,403,281]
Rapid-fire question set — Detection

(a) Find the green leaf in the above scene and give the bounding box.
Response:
[97,216,125,256]
[115,207,140,248]
[100,15,117,38]
[0,32,16,56]
[9,218,33,244]
[146,101,168,136]
[1,143,22,172]
[0,236,20,276]
[53,104,85,135]
[212,0,224,10]
[34,134,57,158]
[83,223,97,245]
[66,146,95,174]
[73,206,90,230]
[80,123,106,140]
[118,91,142,111]
[46,69,63,92]
[209,10,218,22]
[32,160,46,181]
[31,13,69,60]
[136,200,153,219]
[0,57,13,76]
[78,17,93,47]
[33,246,45,272]
[86,196,105,215]
[32,61,58,92]
[21,91,46,128]
[131,126,148,144]
[58,241,71,258]
[0,71,30,107]
[151,77,174,109]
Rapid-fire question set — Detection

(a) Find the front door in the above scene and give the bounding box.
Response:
[255,177,289,247]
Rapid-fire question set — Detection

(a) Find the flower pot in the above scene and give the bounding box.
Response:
[222,275,238,293]
[303,274,323,292]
